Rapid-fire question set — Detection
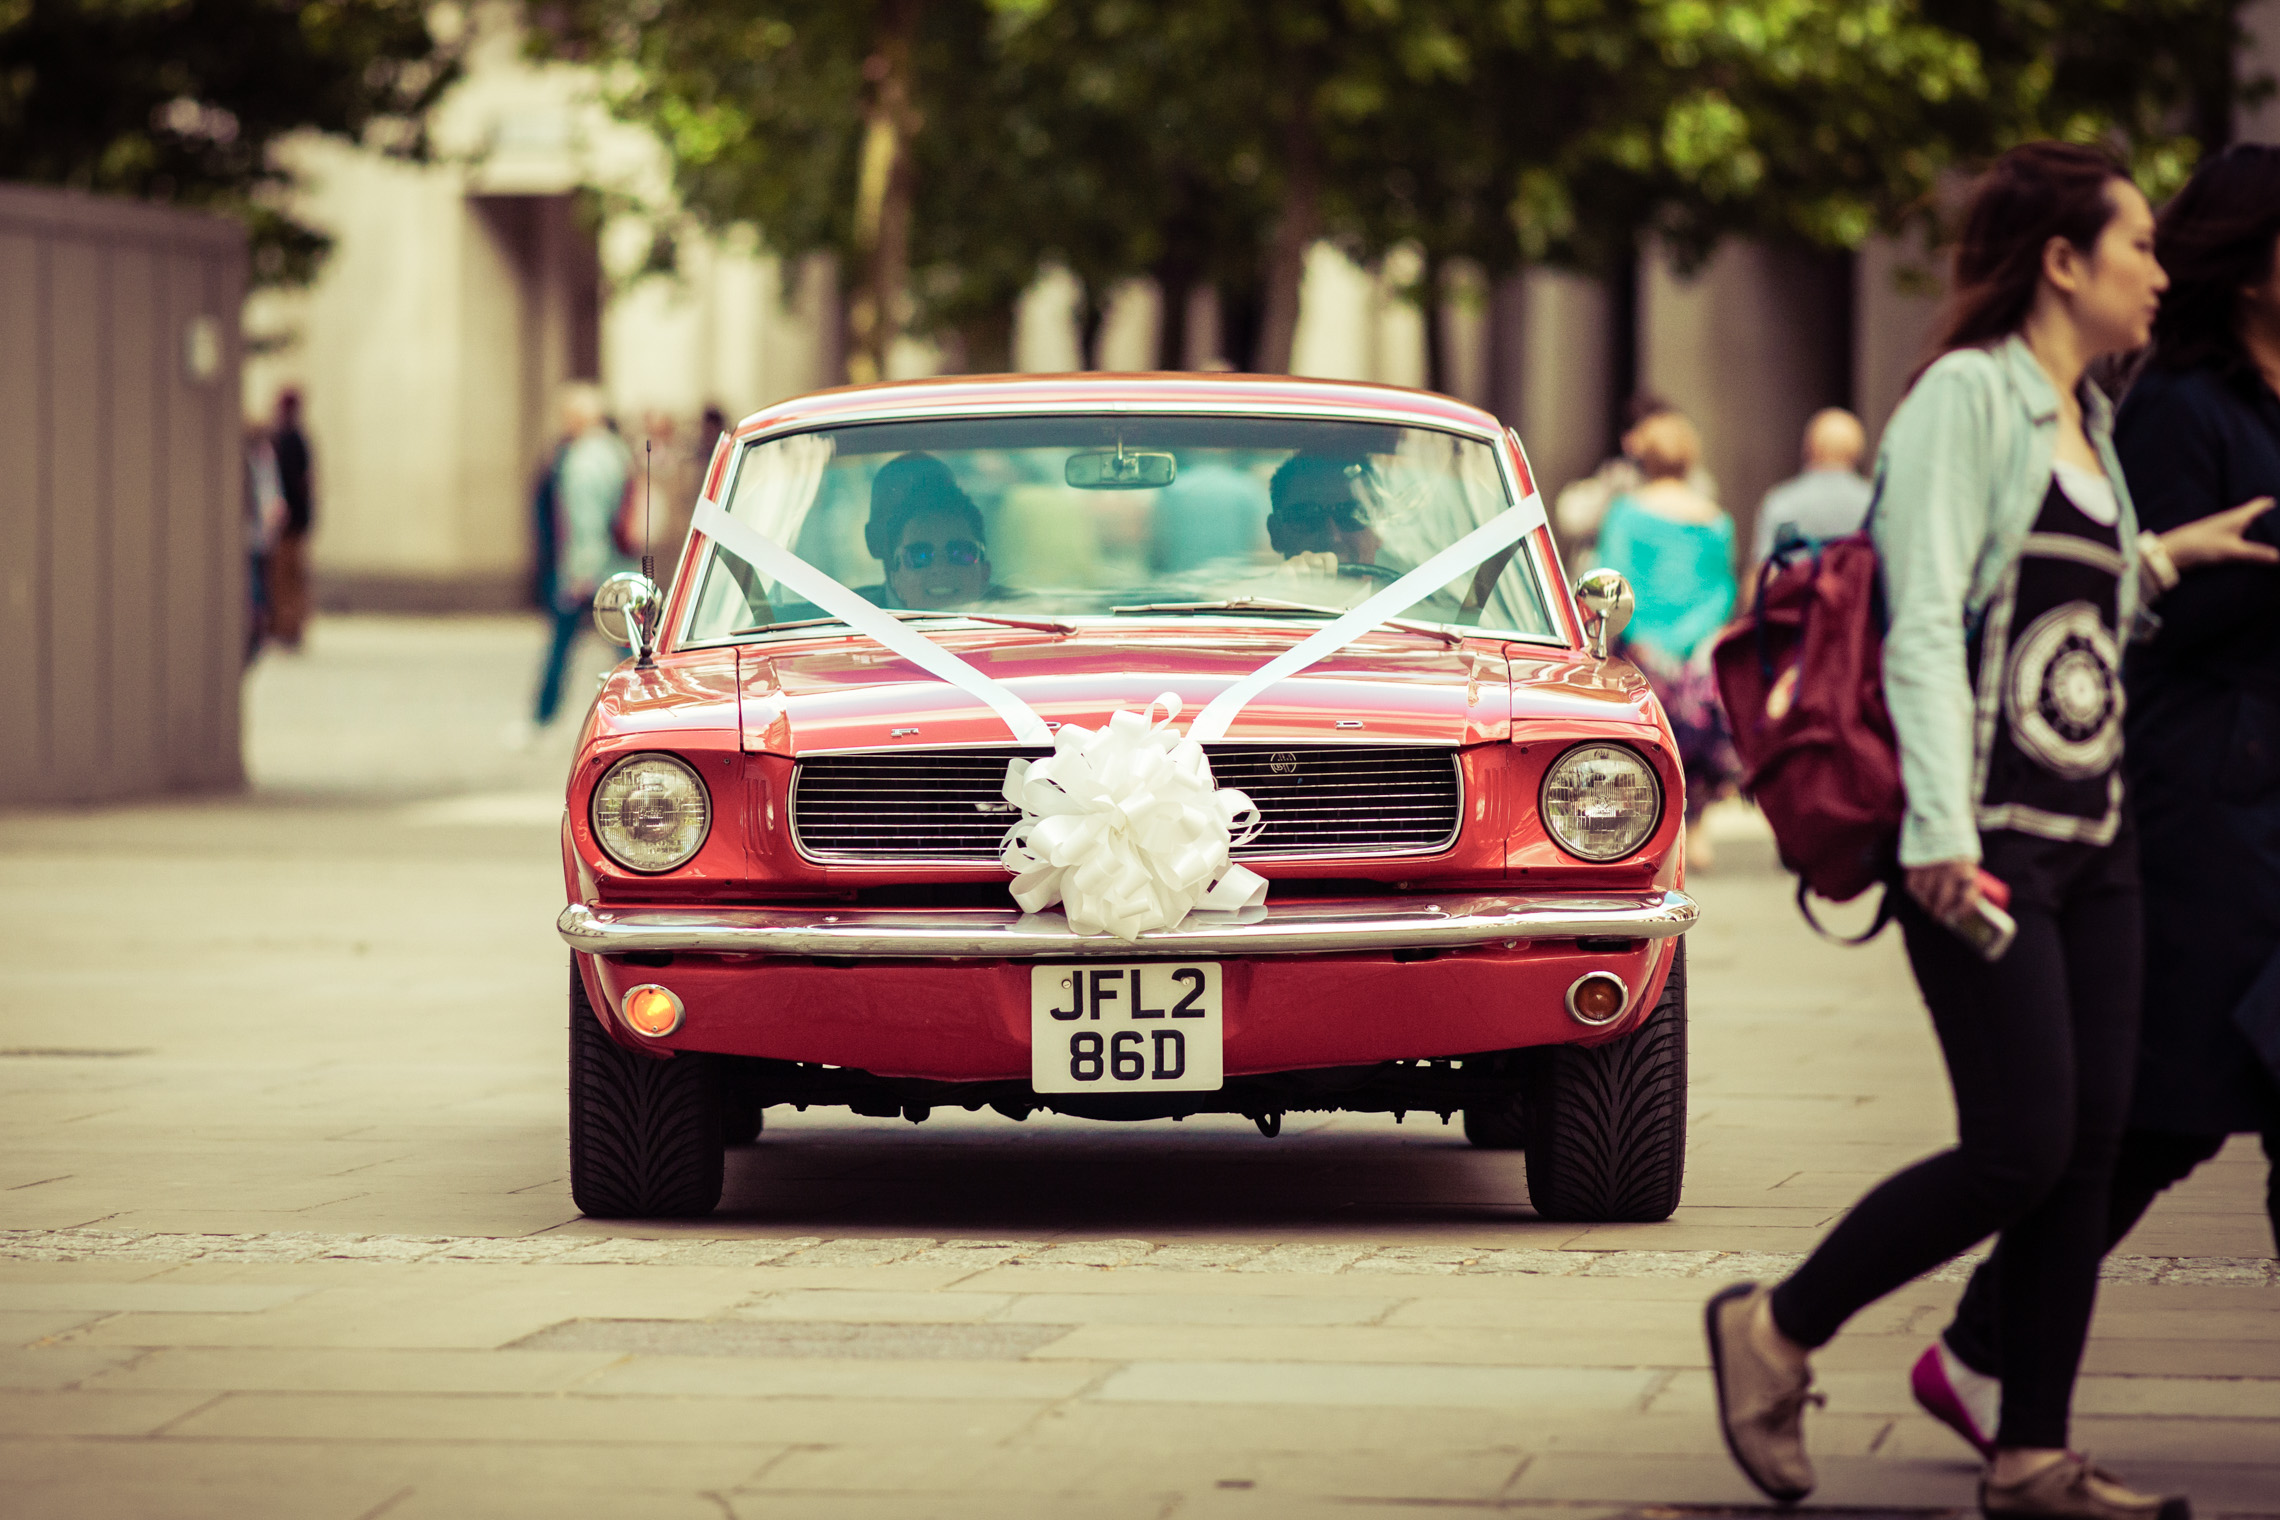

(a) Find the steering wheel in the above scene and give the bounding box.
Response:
[1337,561,1403,584]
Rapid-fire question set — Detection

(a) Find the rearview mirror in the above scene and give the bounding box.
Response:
[593,571,661,660]
[1573,568,1635,660]
[1066,445,1176,490]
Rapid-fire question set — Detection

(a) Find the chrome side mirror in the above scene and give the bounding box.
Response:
[593,572,661,663]
[1573,568,1635,660]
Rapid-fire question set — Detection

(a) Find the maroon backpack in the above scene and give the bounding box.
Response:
[1711,533,1903,913]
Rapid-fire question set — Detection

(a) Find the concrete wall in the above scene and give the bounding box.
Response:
[0,185,247,803]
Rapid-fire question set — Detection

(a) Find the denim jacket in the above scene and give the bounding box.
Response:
[1870,335,2142,867]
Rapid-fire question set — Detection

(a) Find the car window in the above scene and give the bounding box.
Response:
[682,414,1551,642]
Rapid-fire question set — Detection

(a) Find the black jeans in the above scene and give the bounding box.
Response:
[1767,828,2142,1451]
[1944,1124,2280,1377]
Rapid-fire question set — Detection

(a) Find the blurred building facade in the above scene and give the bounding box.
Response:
[246,3,2280,608]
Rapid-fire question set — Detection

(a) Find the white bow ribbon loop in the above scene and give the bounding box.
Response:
[999,693,1269,940]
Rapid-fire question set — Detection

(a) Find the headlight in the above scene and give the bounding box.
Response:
[1540,743,1662,861]
[591,753,711,872]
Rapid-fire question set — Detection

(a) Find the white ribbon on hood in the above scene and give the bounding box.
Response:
[1185,490,1546,741]
[999,694,1269,940]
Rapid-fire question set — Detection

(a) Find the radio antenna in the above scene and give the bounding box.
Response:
[636,438,657,670]
[642,439,654,585]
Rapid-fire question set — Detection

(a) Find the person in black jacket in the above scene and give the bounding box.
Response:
[269,389,314,648]
[1914,141,2280,1465]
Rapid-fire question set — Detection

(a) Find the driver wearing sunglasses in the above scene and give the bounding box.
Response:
[1266,453,1382,573]
[864,452,994,611]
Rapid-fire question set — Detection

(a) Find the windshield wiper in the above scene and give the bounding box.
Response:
[1108,598,1462,646]
[732,611,1075,637]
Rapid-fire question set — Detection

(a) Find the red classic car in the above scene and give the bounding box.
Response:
[558,374,1694,1222]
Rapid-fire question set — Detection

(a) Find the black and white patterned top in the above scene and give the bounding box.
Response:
[1967,461,2127,842]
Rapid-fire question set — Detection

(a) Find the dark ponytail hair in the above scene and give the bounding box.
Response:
[1922,141,2134,369]
[2149,142,2280,377]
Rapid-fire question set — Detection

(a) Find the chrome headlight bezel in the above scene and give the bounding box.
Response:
[590,752,713,874]
[1539,742,1664,862]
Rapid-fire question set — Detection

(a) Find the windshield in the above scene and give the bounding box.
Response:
[681,414,1551,643]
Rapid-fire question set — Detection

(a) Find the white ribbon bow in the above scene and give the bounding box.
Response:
[1000,693,1270,940]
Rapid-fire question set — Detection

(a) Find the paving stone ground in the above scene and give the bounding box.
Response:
[2,615,2274,1519]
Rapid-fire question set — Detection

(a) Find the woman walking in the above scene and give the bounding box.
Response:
[1916,141,2280,1461]
[1591,408,1742,866]
[1703,142,2276,1520]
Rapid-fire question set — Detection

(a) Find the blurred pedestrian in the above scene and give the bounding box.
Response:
[241,420,284,664]
[528,431,570,613]
[697,402,730,469]
[267,388,314,649]
[1553,393,1720,566]
[1591,408,1739,868]
[1703,141,2275,1520]
[1921,141,2280,1463]
[529,385,633,735]
[1750,407,1871,563]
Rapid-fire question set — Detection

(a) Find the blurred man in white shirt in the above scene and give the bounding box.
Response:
[1752,408,1873,562]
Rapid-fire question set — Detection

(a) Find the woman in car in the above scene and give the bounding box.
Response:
[863,452,995,611]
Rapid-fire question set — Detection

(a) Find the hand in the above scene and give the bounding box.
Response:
[2159,496,2280,572]
[1905,859,1980,923]
[1278,550,1341,578]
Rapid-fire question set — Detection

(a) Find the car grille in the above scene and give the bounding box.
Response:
[791,746,1462,863]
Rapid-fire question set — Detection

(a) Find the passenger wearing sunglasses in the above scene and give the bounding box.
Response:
[1265,454,1393,580]
[862,452,994,610]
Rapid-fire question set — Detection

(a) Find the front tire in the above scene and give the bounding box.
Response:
[1520,939,1688,1222]
[568,960,724,1218]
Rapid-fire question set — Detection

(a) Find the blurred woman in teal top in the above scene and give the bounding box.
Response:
[1592,409,1740,865]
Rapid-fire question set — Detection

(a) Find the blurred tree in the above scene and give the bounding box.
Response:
[548,0,2263,382]
[543,1,1051,378]
[0,0,461,284]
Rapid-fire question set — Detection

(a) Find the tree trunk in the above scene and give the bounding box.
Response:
[953,302,1015,374]
[1154,258,1195,369]
[1218,281,1264,373]
[1077,283,1107,371]
[1255,111,1320,374]
[846,0,921,385]
[1418,252,1448,396]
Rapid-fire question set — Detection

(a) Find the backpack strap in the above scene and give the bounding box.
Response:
[1795,879,1899,945]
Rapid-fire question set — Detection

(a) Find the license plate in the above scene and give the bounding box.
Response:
[1030,963,1224,1093]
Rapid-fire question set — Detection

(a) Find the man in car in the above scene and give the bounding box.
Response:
[1265,454,1382,575]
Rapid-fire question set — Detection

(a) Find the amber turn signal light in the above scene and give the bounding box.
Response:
[620,984,685,1038]
[1564,971,1629,1027]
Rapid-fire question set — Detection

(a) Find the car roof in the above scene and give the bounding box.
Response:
[728,373,1508,442]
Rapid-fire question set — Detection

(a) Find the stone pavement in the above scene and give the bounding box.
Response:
[1,615,2273,1519]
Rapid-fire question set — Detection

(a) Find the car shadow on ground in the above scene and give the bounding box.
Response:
[707,1115,1553,1234]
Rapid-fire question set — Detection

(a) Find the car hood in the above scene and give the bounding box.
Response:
[736,625,1523,753]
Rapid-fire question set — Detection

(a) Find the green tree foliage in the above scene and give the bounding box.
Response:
[0,0,461,284]
[549,0,2261,378]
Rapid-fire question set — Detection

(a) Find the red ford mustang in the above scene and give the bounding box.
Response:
[558,374,1694,1221]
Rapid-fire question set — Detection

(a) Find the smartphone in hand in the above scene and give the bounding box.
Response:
[1945,869,2017,962]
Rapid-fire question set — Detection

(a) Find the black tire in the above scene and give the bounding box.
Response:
[1461,1087,1527,1149]
[568,960,724,1218]
[1520,939,1688,1222]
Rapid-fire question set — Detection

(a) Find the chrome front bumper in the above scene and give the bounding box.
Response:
[557,889,1696,961]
